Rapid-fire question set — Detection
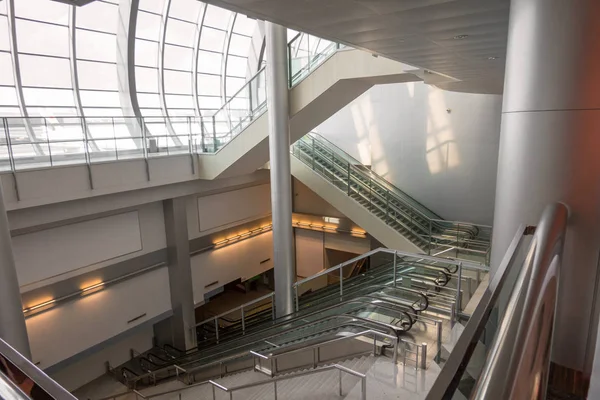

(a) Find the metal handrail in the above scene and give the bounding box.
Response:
[209,363,367,400]
[195,291,275,327]
[251,329,399,373]
[425,203,568,399]
[471,203,568,399]
[0,337,77,400]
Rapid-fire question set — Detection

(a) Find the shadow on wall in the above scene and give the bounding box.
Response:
[315,82,502,225]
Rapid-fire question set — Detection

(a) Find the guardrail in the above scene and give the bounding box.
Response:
[209,363,367,400]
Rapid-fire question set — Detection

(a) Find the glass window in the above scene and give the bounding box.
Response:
[80,90,120,107]
[76,30,117,63]
[0,17,10,51]
[23,88,75,107]
[138,93,161,108]
[136,12,161,41]
[83,107,123,117]
[164,45,193,71]
[166,94,194,109]
[204,5,231,30]
[228,34,251,57]
[233,15,256,37]
[15,0,68,25]
[135,66,159,92]
[16,19,69,57]
[199,27,225,52]
[20,55,72,88]
[197,74,220,96]
[164,69,192,94]
[166,19,195,46]
[139,0,165,14]
[78,61,119,90]
[226,77,245,98]
[0,53,14,86]
[135,39,159,68]
[169,0,201,22]
[198,95,221,110]
[27,107,78,117]
[139,108,163,116]
[0,87,18,106]
[226,56,248,77]
[0,107,21,116]
[197,51,222,74]
[76,1,118,34]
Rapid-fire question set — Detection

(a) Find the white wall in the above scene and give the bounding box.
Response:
[317,82,502,225]
[295,229,324,278]
[25,267,171,371]
[191,232,274,304]
[14,202,166,292]
[187,183,271,239]
[50,325,154,392]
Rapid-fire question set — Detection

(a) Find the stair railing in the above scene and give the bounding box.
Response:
[209,363,367,400]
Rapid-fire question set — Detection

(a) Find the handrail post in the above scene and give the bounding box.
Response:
[212,116,217,152]
[339,267,343,298]
[456,262,463,314]
[361,376,367,400]
[373,336,377,355]
[214,317,219,343]
[436,320,443,363]
[241,306,246,334]
[311,136,315,170]
[294,285,299,312]
[339,369,343,396]
[347,161,351,195]
[428,219,433,255]
[393,251,397,287]
[421,343,427,370]
[415,347,419,371]
[271,293,276,320]
[393,338,398,364]
[386,189,390,223]
[450,302,456,327]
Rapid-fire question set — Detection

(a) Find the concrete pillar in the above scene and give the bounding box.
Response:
[0,184,30,358]
[266,22,296,317]
[162,198,197,350]
[490,0,600,375]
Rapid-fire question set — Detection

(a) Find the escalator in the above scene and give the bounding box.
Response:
[117,251,471,389]
[291,133,492,262]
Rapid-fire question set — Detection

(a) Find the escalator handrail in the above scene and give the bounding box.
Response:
[129,296,409,386]
[0,337,77,400]
[425,203,568,399]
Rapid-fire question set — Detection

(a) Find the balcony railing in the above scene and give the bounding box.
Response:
[0,33,341,173]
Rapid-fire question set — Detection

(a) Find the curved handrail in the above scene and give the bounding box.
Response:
[425,202,568,400]
[471,203,568,399]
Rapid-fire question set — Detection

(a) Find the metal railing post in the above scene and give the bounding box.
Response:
[393,251,397,287]
[347,162,351,195]
[339,267,343,298]
[415,347,419,371]
[450,303,456,327]
[241,306,246,334]
[212,116,218,152]
[44,118,53,167]
[271,293,276,320]
[294,285,299,312]
[421,343,427,370]
[361,376,367,400]
[211,384,216,400]
[311,136,315,170]
[214,317,219,343]
[339,369,343,396]
[456,262,463,313]
[393,339,398,364]
[386,189,390,223]
[274,381,278,400]
[373,336,377,355]
[436,320,443,363]
[428,219,433,255]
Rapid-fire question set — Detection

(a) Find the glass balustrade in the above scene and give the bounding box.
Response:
[0,34,343,171]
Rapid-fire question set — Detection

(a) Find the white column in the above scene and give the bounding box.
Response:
[0,184,30,358]
[490,0,600,374]
[266,22,296,317]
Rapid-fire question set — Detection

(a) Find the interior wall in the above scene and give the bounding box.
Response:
[13,202,166,292]
[316,82,502,225]
[187,183,271,239]
[293,178,346,218]
[191,231,274,304]
[25,267,171,371]
[295,228,324,278]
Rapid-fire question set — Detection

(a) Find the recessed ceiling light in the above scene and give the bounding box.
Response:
[453,34,469,40]
[488,56,500,60]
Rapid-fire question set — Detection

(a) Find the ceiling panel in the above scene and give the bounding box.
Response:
[202,0,511,93]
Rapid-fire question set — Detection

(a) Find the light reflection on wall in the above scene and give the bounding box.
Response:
[425,88,461,175]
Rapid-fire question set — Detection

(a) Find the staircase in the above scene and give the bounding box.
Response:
[291,133,492,262]
[196,35,422,180]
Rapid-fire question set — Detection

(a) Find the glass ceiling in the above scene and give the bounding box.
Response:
[0,0,260,120]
